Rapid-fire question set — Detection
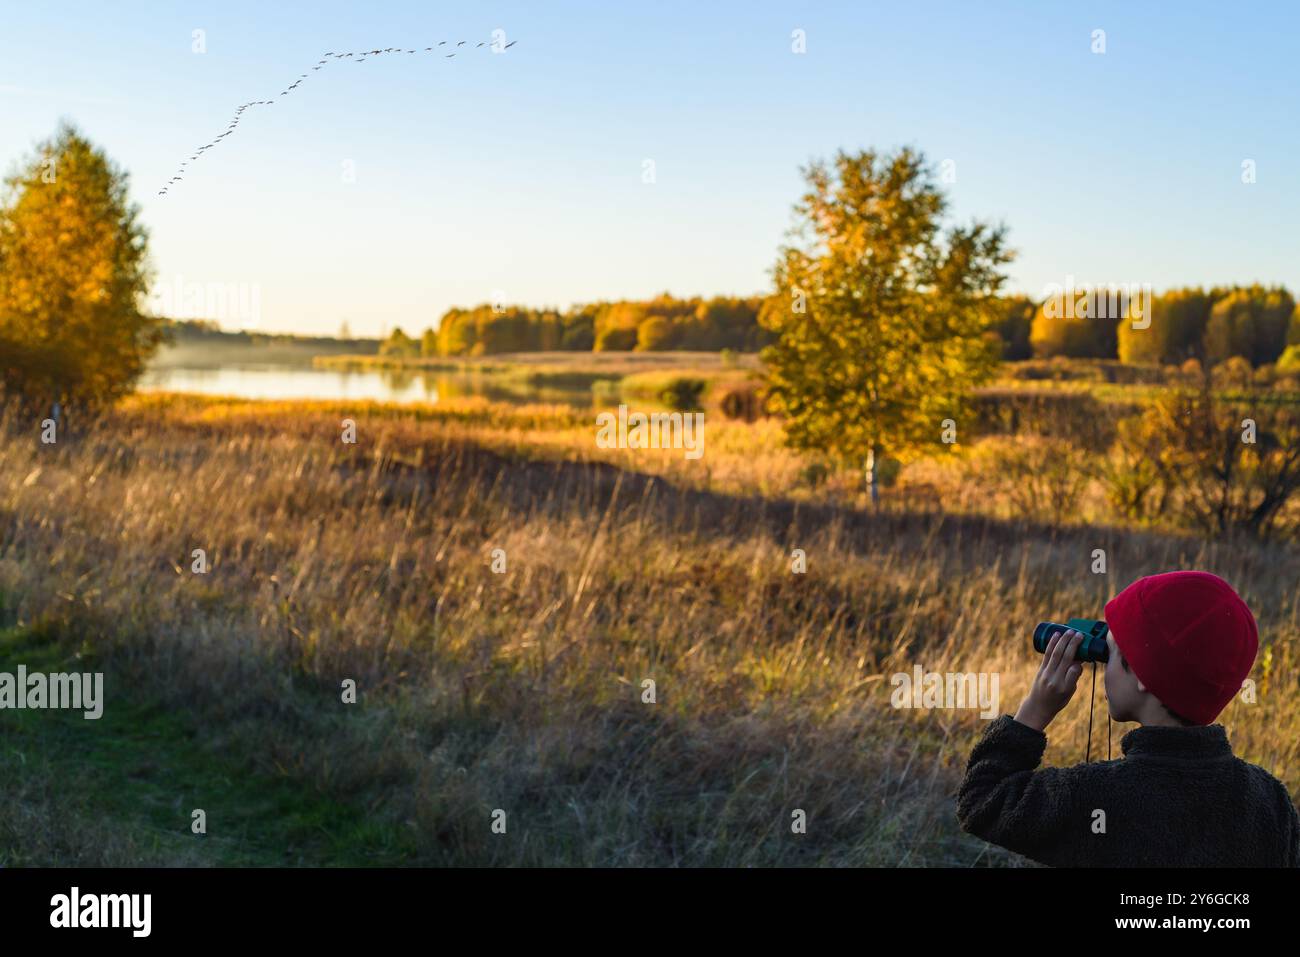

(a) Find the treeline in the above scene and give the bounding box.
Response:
[380,293,773,358]
[162,318,378,351]
[384,285,1300,367]
[993,284,1300,369]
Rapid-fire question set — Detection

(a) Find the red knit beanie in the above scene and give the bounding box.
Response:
[1104,571,1258,725]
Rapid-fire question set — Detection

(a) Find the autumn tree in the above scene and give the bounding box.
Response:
[989,294,1035,360]
[1028,288,1126,359]
[379,326,419,358]
[559,307,595,351]
[0,123,158,411]
[1204,286,1294,367]
[635,315,674,351]
[593,301,644,352]
[760,148,1011,500]
[1117,287,1214,365]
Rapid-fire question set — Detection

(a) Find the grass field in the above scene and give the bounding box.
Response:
[1,392,1296,865]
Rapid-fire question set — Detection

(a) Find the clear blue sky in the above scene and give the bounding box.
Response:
[2,1,1298,337]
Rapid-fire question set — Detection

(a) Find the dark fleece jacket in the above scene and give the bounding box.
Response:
[957,714,1300,867]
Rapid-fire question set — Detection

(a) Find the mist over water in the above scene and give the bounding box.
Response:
[138,363,597,407]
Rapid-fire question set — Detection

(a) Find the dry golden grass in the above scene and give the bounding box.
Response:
[0,393,1296,865]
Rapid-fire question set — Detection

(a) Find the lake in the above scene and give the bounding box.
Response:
[139,364,600,407]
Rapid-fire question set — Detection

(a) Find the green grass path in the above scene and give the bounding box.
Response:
[0,627,416,866]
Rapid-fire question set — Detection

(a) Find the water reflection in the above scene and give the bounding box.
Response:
[139,365,598,408]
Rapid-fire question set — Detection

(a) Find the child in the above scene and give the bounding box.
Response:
[957,570,1300,866]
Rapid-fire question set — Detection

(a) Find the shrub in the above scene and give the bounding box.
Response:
[967,436,1093,526]
[1211,356,1255,390]
[971,389,1129,452]
[1108,379,1300,539]
[798,460,832,487]
[659,377,706,412]
[717,380,766,421]
[1104,415,1171,525]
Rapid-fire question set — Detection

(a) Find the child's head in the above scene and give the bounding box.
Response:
[1103,637,1199,726]
[1102,571,1258,726]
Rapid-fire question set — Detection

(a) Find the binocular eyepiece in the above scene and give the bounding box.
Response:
[1033,619,1110,663]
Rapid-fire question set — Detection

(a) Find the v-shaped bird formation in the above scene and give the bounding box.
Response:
[158,37,518,196]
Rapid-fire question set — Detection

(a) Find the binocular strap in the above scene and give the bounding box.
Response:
[1084,661,1112,763]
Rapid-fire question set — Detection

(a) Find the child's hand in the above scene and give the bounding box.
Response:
[1014,629,1084,732]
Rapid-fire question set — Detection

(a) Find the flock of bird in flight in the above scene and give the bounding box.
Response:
[158,38,517,196]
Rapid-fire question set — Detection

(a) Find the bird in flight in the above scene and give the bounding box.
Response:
[159,36,514,195]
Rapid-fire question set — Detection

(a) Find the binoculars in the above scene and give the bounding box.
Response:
[1033,619,1110,663]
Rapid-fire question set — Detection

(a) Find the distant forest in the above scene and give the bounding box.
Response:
[994,284,1299,369]
[397,293,774,358]
[165,283,1300,372]
[163,319,377,351]
[387,285,1300,368]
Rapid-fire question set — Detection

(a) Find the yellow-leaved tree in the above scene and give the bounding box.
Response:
[760,148,1012,500]
[0,123,159,412]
